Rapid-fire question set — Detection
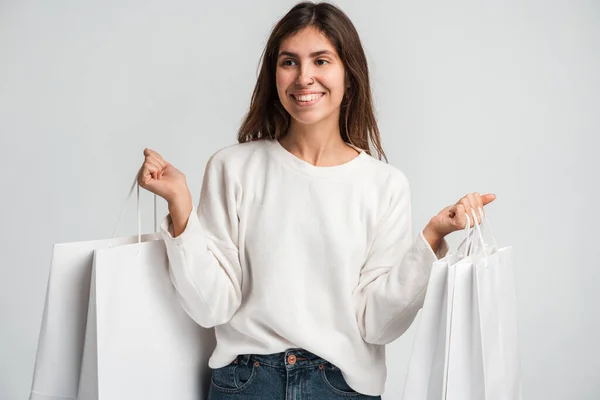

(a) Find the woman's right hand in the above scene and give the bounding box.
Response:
[137,148,190,203]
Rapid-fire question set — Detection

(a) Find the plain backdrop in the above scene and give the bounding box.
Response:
[1,0,598,399]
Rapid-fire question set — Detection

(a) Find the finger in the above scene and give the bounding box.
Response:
[474,192,486,221]
[473,192,484,211]
[482,193,496,206]
[454,203,468,229]
[142,164,159,182]
[144,148,166,163]
[145,160,160,171]
[459,198,474,227]
[146,155,167,170]
[151,152,168,166]
[458,204,473,230]
[143,161,160,181]
[470,194,482,223]
[466,193,481,224]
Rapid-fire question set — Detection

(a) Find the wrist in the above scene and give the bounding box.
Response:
[167,189,192,211]
[422,220,445,249]
[167,191,193,238]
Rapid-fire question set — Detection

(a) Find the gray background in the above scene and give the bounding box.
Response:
[1,0,598,399]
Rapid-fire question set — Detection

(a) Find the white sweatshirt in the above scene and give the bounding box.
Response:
[159,138,448,396]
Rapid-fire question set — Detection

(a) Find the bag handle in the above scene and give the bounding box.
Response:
[477,206,499,251]
[111,166,158,243]
[465,207,490,266]
[457,213,473,257]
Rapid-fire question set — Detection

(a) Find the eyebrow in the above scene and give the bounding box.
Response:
[277,50,335,58]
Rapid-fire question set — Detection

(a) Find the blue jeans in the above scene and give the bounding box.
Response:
[207,348,382,400]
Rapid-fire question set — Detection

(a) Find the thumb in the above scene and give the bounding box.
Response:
[482,193,497,206]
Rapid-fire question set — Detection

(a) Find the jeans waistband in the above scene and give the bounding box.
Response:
[236,348,328,369]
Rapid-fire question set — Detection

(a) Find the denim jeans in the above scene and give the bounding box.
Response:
[207,348,382,400]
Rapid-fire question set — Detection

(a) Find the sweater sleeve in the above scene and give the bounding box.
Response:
[159,153,242,328]
[352,174,449,345]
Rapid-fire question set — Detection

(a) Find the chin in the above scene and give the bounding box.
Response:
[284,105,341,127]
[288,113,329,126]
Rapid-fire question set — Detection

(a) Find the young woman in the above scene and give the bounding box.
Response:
[138,2,495,399]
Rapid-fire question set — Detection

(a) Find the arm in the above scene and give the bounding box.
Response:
[168,191,193,238]
[353,175,449,345]
[159,153,242,328]
[422,223,446,256]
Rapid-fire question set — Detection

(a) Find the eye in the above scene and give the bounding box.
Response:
[316,59,329,66]
[281,59,297,66]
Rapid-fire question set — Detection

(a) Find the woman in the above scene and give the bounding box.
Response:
[138,2,495,399]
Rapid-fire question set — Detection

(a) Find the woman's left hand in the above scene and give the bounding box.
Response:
[428,192,497,238]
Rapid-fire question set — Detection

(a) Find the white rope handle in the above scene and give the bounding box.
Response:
[112,167,158,242]
[478,206,498,251]
[468,207,489,265]
[460,213,472,257]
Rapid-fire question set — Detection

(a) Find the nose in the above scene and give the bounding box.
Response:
[295,66,314,86]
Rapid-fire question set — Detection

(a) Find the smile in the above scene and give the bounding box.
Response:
[290,93,325,107]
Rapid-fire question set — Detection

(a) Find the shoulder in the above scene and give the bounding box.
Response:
[205,139,270,172]
[208,139,267,164]
[360,154,411,195]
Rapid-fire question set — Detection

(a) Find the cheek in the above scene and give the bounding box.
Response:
[275,70,292,98]
[321,69,346,97]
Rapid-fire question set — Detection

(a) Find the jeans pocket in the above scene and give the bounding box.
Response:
[210,358,258,394]
[319,362,362,397]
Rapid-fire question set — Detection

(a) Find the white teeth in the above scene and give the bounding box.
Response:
[294,94,323,102]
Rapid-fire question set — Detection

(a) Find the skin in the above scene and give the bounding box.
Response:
[138,26,496,248]
[275,26,359,167]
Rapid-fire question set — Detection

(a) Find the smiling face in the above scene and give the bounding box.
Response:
[275,26,346,128]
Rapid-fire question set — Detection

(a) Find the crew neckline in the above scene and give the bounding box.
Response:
[265,138,370,179]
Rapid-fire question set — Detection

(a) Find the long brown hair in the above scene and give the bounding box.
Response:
[237,1,387,162]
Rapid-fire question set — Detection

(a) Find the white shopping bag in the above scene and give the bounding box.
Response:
[473,211,522,400]
[29,232,162,400]
[77,238,216,400]
[30,174,217,400]
[29,177,161,400]
[445,255,485,399]
[76,176,216,400]
[402,218,475,400]
[403,209,521,400]
[401,257,450,400]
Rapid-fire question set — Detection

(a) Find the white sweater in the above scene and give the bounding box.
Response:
[159,138,448,396]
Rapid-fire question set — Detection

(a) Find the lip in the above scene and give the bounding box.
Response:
[291,91,325,96]
[289,92,325,107]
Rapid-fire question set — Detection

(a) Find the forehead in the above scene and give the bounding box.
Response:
[279,27,338,56]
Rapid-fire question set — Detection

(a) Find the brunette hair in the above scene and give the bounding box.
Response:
[237,1,387,161]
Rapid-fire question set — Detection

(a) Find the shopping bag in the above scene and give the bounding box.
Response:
[77,238,216,400]
[402,216,475,400]
[472,209,522,400]
[29,176,161,400]
[444,208,521,400]
[403,209,519,400]
[401,257,450,400]
[444,255,485,399]
[75,176,216,400]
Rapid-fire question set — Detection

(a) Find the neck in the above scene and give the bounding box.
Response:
[280,114,358,167]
